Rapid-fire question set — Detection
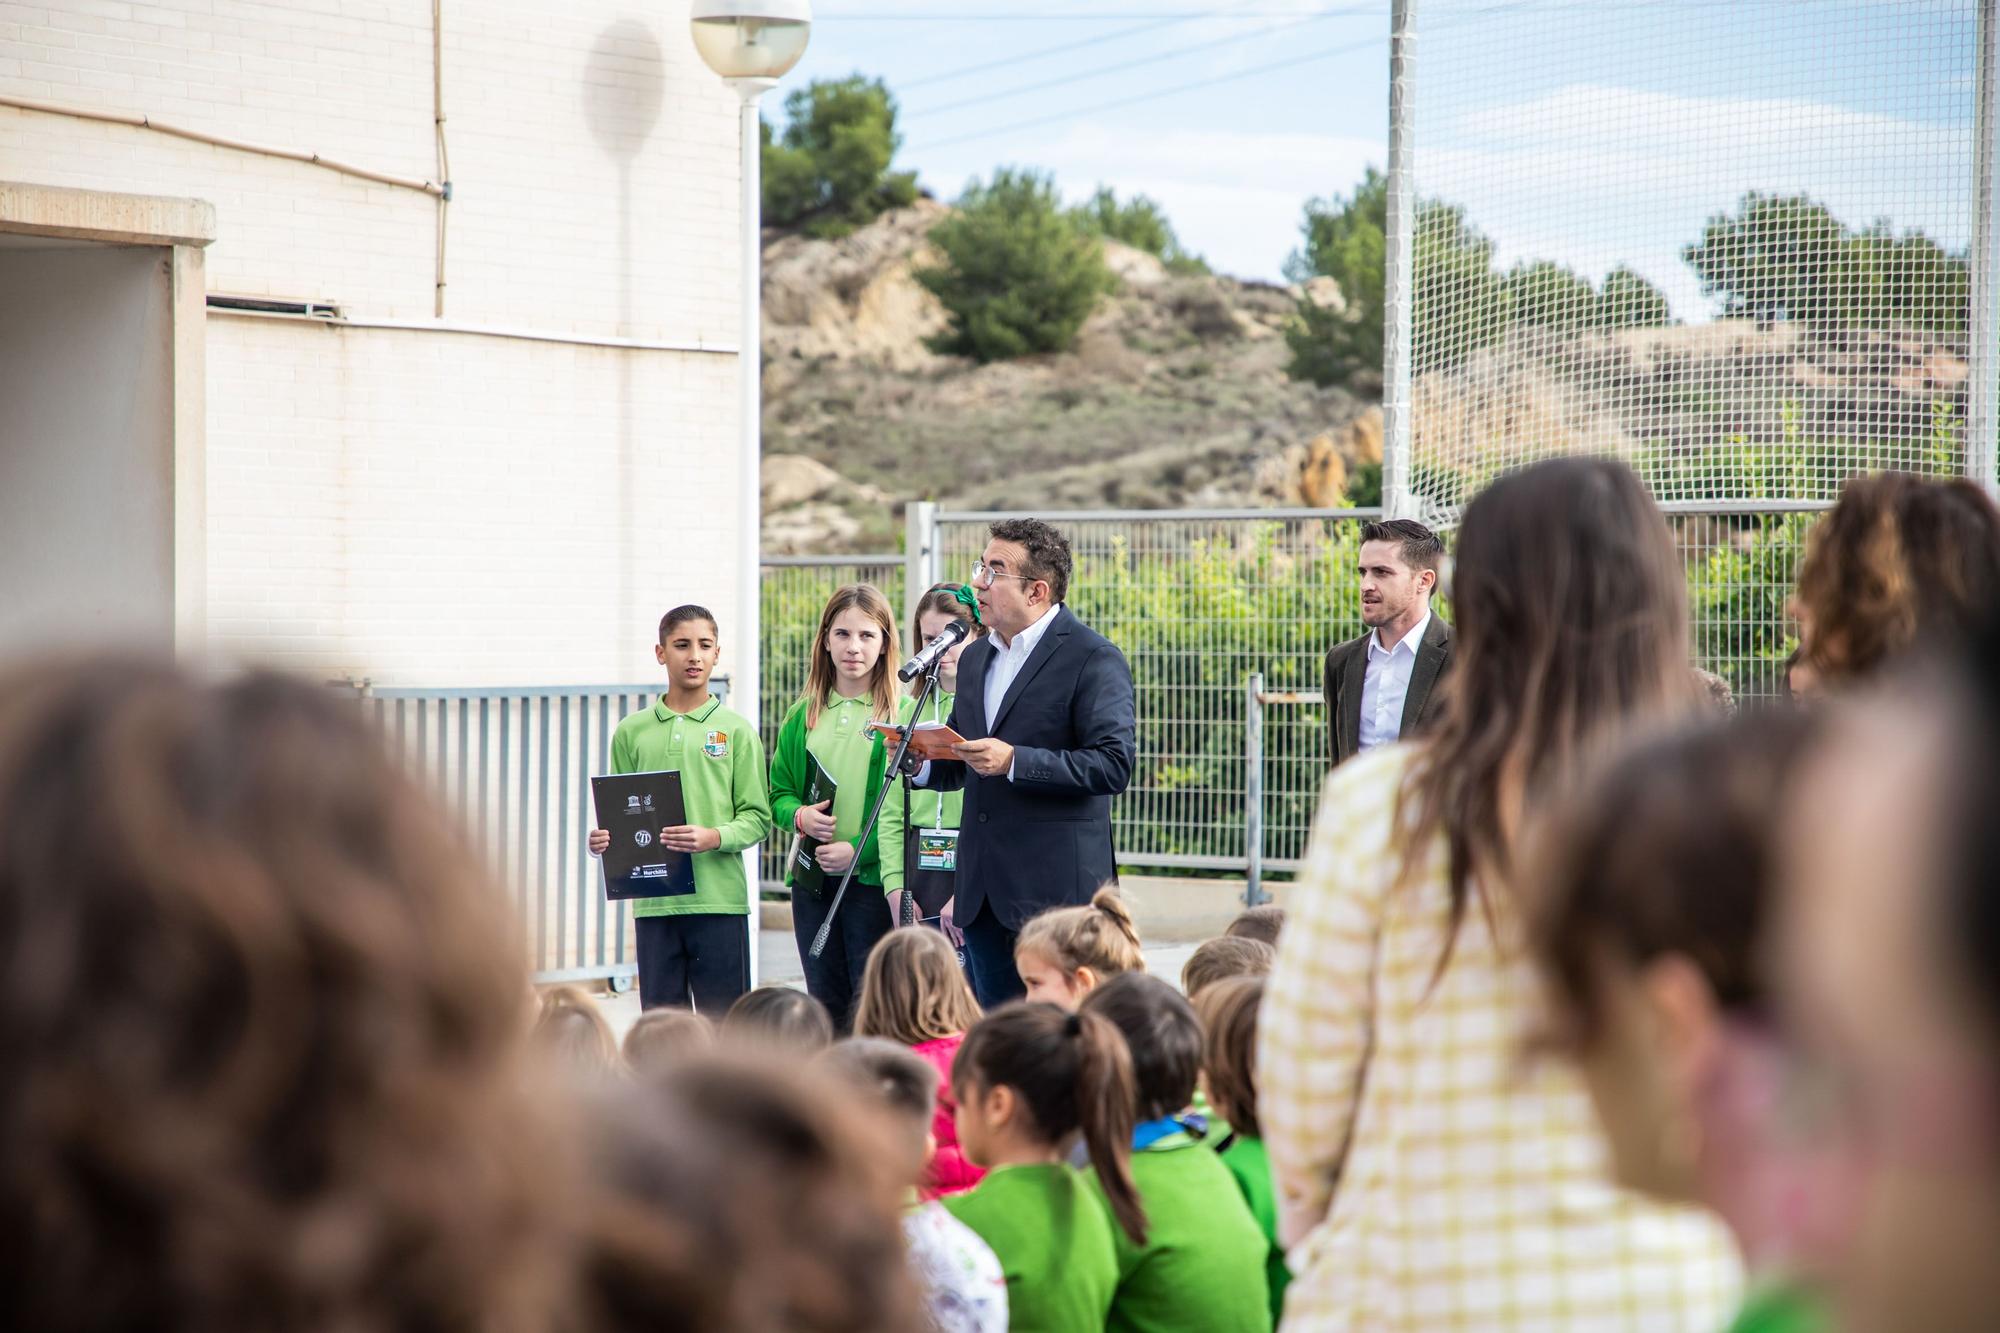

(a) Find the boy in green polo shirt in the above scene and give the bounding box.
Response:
[1079,973,1272,1333]
[588,605,772,1013]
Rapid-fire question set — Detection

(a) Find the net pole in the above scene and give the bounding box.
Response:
[1973,0,1999,495]
[1382,0,1419,520]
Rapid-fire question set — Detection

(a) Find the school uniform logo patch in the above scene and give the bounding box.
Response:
[703,730,729,758]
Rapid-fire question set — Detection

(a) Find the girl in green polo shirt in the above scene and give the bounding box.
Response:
[943,1002,1148,1332]
[879,583,987,941]
[768,584,913,1031]
[588,605,773,1015]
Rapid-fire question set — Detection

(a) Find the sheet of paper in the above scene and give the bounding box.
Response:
[866,719,969,762]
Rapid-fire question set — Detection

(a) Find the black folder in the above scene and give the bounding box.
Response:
[592,770,697,901]
[789,751,838,898]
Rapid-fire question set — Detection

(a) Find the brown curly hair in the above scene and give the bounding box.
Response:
[575,1054,927,1332]
[1794,472,2000,687]
[0,657,574,1332]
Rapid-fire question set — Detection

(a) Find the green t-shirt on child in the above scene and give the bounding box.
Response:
[942,1163,1118,1333]
[1725,1282,1828,1333]
[609,696,772,918]
[1092,1134,1272,1333]
[1215,1132,1291,1327]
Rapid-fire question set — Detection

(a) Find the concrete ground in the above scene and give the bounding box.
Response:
[592,925,1204,1046]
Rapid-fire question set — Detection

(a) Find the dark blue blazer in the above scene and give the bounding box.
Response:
[926,604,1137,931]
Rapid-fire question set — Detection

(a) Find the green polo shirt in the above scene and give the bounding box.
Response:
[1092,1134,1272,1333]
[769,693,916,889]
[1214,1132,1289,1327]
[943,1163,1119,1333]
[608,695,772,917]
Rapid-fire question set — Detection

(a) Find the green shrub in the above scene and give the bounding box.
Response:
[916,168,1116,363]
[1070,186,1209,275]
[1284,169,1387,387]
[761,76,919,239]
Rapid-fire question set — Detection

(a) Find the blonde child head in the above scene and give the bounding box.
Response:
[1180,935,1275,999]
[1014,886,1145,1008]
[620,1006,714,1077]
[855,927,983,1047]
[532,985,622,1076]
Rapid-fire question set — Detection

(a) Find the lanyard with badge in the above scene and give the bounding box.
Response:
[902,703,959,922]
[902,602,971,924]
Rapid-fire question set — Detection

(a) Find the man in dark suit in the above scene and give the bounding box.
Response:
[915,518,1136,1007]
[1324,518,1454,766]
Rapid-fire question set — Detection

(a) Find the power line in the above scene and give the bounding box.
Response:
[909,11,1351,117]
[900,15,1203,91]
[909,31,1382,154]
[898,0,1382,91]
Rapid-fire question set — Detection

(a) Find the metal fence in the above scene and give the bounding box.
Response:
[930,508,1381,872]
[353,680,729,986]
[352,500,1818,968]
[1238,499,1825,898]
[756,501,1819,885]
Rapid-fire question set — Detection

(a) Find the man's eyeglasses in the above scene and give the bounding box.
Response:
[971,562,1036,587]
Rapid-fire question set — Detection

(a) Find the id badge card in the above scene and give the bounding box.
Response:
[916,828,959,873]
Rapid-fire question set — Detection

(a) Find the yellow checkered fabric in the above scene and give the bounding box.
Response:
[1259,745,1741,1331]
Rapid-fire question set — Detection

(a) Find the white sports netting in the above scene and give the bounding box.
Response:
[1392,0,1990,525]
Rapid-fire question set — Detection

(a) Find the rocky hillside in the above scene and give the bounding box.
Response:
[759,199,1377,553]
[760,201,1973,552]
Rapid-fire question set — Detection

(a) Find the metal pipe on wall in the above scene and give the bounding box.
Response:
[0,93,445,197]
[433,0,453,317]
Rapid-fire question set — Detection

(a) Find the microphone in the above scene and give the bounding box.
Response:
[898,616,970,682]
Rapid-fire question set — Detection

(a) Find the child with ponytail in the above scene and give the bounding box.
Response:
[1014,886,1146,1008]
[944,1003,1146,1331]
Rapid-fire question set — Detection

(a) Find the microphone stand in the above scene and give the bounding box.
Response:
[808,653,943,960]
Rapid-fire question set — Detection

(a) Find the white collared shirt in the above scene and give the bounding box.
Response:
[984,601,1062,731]
[1357,610,1431,752]
[912,602,1062,789]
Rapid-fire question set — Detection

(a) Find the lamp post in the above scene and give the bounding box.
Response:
[690,0,810,987]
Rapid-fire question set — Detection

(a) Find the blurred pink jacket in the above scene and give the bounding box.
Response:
[912,1034,985,1199]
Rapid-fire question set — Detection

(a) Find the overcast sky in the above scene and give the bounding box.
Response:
[790,0,1980,320]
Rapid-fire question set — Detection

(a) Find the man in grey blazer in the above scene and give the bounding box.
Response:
[1324,519,1454,766]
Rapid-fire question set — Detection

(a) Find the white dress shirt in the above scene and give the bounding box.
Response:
[914,602,1062,787]
[983,601,1061,732]
[982,602,1060,782]
[1357,610,1431,752]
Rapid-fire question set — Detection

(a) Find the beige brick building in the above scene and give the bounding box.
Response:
[0,0,748,687]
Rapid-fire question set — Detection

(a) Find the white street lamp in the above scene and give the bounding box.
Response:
[690,0,810,989]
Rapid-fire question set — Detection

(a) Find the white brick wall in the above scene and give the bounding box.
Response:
[3,0,750,684]
[206,315,739,685]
